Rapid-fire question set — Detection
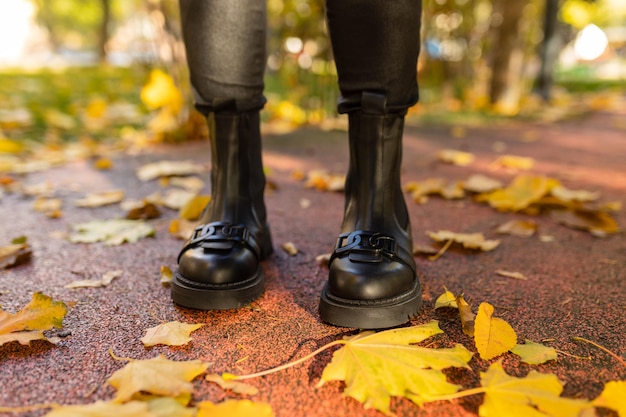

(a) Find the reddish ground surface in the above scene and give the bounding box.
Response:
[1,109,624,416]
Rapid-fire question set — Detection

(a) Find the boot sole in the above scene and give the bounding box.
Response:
[319,280,422,329]
[171,267,265,310]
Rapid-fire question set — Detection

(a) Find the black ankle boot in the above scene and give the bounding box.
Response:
[172,104,273,310]
[319,92,422,328]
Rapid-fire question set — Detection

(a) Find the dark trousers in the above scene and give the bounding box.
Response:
[178,0,422,114]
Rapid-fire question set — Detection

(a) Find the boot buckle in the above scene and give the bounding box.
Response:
[334,231,397,263]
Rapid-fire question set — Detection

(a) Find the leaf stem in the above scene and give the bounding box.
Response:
[572,337,626,367]
[426,387,487,402]
[232,339,346,380]
[554,349,592,360]
[108,348,134,362]
[429,239,453,261]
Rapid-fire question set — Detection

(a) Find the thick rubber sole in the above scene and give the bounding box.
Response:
[171,267,265,310]
[319,280,422,329]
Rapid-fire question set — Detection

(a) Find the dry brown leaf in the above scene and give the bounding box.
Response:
[427,230,501,251]
[456,295,475,337]
[437,149,475,166]
[75,190,125,207]
[206,373,259,395]
[141,321,204,347]
[495,219,537,237]
[65,270,123,289]
[463,174,503,193]
[495,270,528,280]
[126,201,161,220]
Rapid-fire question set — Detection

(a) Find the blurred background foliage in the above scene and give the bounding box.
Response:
[0,0,625,146]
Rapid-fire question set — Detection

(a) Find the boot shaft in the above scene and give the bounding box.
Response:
[341,93,411,244]
[204,110,267,229]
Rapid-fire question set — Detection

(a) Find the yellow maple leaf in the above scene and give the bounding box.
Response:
[196,400,274,417]
[107,355,209,403]
[592,380,626,416]
[477,175,560,212]
[140,321,204,347]
[480,361,593,417]
[0,292,67,346]
[317,321,472,415]
[45,400,155,417]
[511,340,557,365]
[474,302,517,360]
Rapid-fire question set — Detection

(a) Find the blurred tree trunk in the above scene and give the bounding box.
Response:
[536,0,560,101]
[97,0,111,63]
[488,0,530,111]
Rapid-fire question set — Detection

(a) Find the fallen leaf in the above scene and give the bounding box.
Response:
[141,321,204,347]
[69,219,155,245]
[494,270,527,281]
[141,69,184,114]
[0,292,68,346]
[168,219,197,240]
[412,244,440,256]
[75,190,125,207]
[146,397,195,417]
[281,242,298,256]
[34,197,63,218]
[65,270,123,289]
[427,230,501,251]
[406,178,465,203]
[160,265,173,286]
[490,155,535,170]
[0,137,24,154]
[168,176,205,193]
[206,373,259,395]
[0,241,32,269]
[44,400,154,417]
[21,181,54,197]
[550,186,600,202]
[479,361,593,417]
[463,174,503,193]
[437,149,475,166]
[107,355,209,402]
[551,209,620,237]
[474,302,517,360]
[136,160,205,182]
[146,189,196,210]
[196,400,274,417]
[477,175,560,212]
[126,201,161,220]
[434,289,458,309]
[305,170,345,192]
[93,157,113,170]
[592,380,626,416]
[317,321,472,414]
[179,195,210,221]
[495,219,537,237]
[511,340,557,365]
[456,295,475,337]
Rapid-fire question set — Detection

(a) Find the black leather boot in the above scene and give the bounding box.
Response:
[319,92,422,328]
[172,103,273,310]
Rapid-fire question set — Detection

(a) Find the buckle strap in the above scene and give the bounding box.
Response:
[177,221,260,263]
[330,230,415,272]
